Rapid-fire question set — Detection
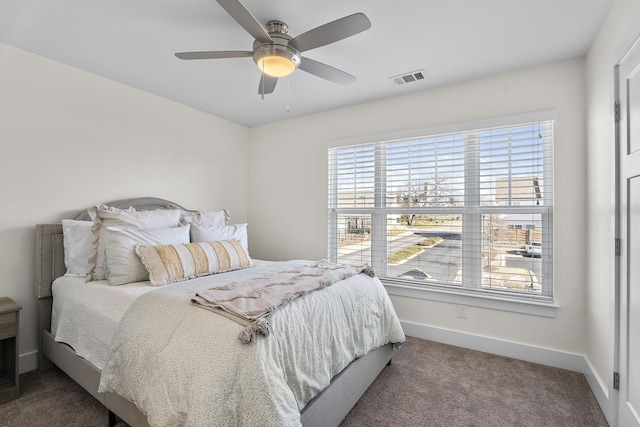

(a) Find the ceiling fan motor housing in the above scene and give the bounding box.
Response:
[252,20,301,76]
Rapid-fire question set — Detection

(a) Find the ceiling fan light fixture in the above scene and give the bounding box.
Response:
[257,55,296,77]
[253,44,301,78]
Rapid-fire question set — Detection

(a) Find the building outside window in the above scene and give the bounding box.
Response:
[328,115,554,302]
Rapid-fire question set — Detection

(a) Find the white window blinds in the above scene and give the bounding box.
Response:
[328,119,554,300]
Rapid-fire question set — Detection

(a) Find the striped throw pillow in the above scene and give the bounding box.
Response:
[136,239,252,286]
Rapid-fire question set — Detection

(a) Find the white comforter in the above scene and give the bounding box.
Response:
[98,260,405,427]
[52,276,155,370]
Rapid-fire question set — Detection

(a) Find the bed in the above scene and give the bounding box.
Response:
[35,197,405,427]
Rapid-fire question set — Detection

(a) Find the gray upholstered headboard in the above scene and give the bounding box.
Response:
[35,223,66,301]
[34,197,191,346]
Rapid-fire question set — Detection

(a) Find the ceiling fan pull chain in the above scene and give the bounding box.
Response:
[286,78,290,112]
[261,53,265,100]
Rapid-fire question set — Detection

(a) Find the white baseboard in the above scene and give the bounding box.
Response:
[582,355,613,425]
[19,350,39,374]
[401,321,613,425]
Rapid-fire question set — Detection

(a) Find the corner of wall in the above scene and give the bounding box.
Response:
[582,355,613,425]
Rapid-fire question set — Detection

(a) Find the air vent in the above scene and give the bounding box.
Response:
[390,70,426,86]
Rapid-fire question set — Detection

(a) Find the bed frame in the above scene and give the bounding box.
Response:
[35,197,394,427]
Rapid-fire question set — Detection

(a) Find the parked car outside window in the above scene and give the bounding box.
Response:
[525,241,542,256]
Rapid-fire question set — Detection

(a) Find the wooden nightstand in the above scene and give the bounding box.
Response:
[0,297,21,404]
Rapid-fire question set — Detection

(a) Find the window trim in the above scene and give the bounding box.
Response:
[384,281,558,318]
[328,110,558,316]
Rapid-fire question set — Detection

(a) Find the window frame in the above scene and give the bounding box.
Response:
[328,111,558,318]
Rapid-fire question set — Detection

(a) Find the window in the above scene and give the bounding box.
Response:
[328,115,554,304]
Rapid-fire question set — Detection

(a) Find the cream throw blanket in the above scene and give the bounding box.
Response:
[192,260,375,343]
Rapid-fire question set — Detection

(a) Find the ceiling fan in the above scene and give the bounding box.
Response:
[175,0,371,95]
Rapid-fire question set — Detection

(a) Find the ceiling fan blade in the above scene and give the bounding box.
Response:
[175,51,253,60]
[258,74,278,95]
[290,13,371,52]
[216,0,272,43]
[298,57,356,85]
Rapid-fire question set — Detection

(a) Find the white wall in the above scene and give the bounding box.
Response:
[584,0,640,421]
[249,59,588,363]
[0,43,250,371]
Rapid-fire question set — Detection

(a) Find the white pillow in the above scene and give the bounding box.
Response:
[179,209,229,227]
[190,223,248,252]
[61,219,94,276]
[104,225,190,286]
[86,205,182,281]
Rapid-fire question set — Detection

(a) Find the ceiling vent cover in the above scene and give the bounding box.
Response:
[390,70,426,86]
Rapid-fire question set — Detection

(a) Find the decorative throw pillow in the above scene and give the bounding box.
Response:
[104,225,190,286]
[190,223,248,251]
[86,205,181,281]
[61,219,94,276]
[136,239,253,287]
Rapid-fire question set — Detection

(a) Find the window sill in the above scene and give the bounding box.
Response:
[382,280,559,318]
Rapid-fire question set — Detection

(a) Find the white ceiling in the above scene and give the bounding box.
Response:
[0,0,612,127]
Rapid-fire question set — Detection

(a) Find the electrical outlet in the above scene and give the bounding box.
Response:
[457,304,467,319]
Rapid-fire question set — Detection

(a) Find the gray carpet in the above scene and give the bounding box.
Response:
[341,337,608,427]
[0,336,608,427]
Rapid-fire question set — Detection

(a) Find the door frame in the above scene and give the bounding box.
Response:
[612,60,620,427]
[613,24,640,427]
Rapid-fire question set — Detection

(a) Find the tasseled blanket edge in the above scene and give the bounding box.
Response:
[362,265,375,278]
[239,317,271,343]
